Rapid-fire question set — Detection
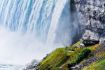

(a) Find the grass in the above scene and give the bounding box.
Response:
[38,41,82,70]
[83,59,105,70]
[67,48,91,67]
[38,48,68,70]
[38,41,100,70]
[82,44,105,70]
[88,44,100,51]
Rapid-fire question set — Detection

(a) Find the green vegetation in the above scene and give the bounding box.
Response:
[37,41,94,70]
[36,38,105,70]
[67,48,91,65]
[76,49,91,63]
[83,59,105,70]
[38,48,68,70]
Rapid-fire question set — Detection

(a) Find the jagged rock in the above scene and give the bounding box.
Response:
[74,0,105,41]
[99,13,105,24]
[23,60,39,70]
[82,39,99,46]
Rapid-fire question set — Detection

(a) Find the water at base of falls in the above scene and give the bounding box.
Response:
[0,64,23,70]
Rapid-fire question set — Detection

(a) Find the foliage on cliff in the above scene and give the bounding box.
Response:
[37,41,103,70]
[83,59,105,70]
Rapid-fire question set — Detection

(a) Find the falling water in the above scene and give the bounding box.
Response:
[0,0,76,70]
[47,0,68,44]
[0,0,72,44]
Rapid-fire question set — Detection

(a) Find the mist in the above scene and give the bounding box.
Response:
[0,26,62,65]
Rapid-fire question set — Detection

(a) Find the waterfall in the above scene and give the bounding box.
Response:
[0,0,71,43]
[47,0,68,44]
[0,0,75,67]
[0,0,57,40]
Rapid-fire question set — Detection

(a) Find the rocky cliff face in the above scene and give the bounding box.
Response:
[74,0,105,41]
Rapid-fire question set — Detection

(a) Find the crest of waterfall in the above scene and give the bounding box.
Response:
[0,0,72,45]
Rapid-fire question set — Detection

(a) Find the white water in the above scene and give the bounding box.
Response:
[0,0,73,69]
[47,0,67,44]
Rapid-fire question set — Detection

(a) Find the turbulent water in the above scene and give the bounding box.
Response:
[0,0,77,70]
[0,64,23,70]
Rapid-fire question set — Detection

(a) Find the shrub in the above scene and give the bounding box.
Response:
[68,48,91,66]
[76,48,91,63]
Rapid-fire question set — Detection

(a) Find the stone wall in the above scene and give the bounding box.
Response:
[74,0,105,40]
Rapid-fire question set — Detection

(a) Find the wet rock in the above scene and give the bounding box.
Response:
[74,0,105,41]
[99,13,105,24]
[23,60,39,70]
